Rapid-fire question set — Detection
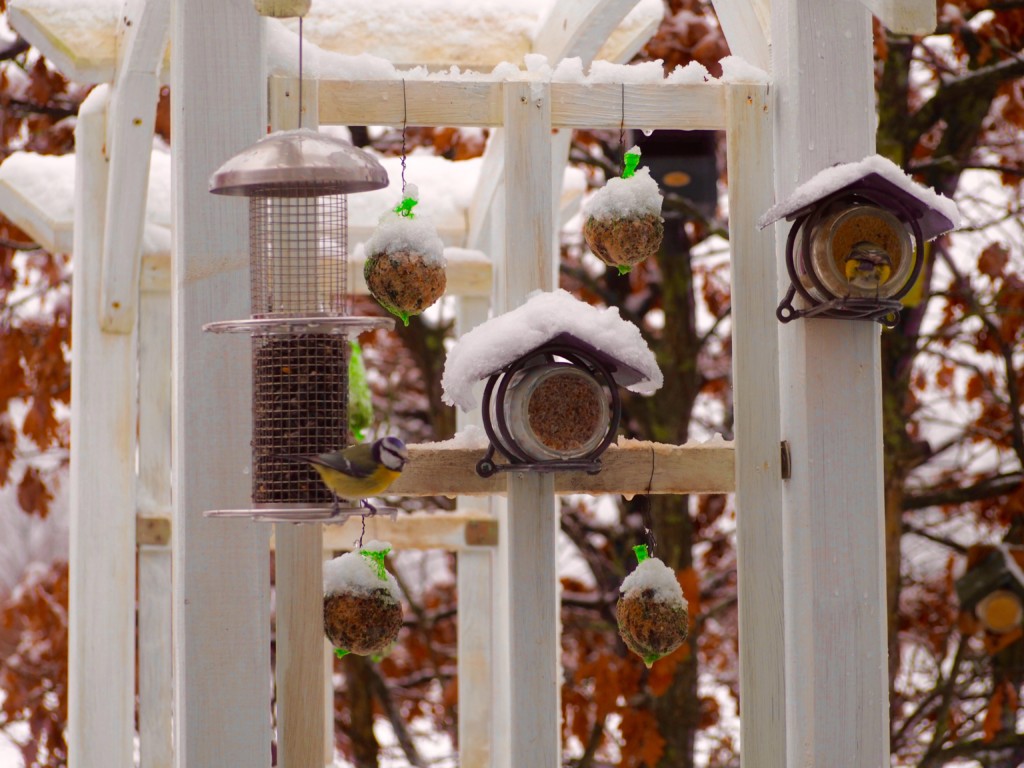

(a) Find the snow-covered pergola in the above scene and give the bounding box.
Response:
[1,0,940,766]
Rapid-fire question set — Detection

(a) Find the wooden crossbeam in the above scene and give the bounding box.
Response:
[313,78,727,131]
[391,440,736,497]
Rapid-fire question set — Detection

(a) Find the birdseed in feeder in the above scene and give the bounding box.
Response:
[364,187,447,325]
[617,545,688,667]
[583,214,664,273]
[582,150,664,274]
[364,250,446,324]
[252,334,348,504]
[525,370,605,455]
[323,541,403,657]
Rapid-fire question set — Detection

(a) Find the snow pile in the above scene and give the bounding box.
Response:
[718,55,769,84]
[417,424,491,450]
[620,555,684,603]
[442,288,663,410]
[759,154,961,240]
[323,540,401,600]
[582,164,663,221]
[347,153,481,243]
[364,185,446,266]
[0,146,172,256]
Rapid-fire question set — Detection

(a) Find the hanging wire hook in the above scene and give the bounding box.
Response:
[637,444,657,556]
[400,78,408,196]
[619,82,627,172]
[297,15,304,130]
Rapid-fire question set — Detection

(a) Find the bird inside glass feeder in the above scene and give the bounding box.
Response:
[364,184,447,326]
[805,202,913,300]
[761,154,960,325]
[582,146,665,275]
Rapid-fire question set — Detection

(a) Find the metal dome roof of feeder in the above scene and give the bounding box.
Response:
[209,127,389,196]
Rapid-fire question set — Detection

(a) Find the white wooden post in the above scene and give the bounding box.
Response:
[100,0,170,333]
[725,82,785,768]
[456,295,497,768]
[710,0,770,71]
[772,1,891,765]
[267,76,326,768]
[138,285,174,768]
[170,2,272,766]
[68,84,137,768]
[502,81,560,767]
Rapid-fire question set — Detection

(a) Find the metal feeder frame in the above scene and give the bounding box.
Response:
[202,129,394,523]
[475,335,629,478]
[776,185,926,328]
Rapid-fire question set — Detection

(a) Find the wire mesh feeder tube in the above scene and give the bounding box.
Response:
[476,343,621,477]
[250,189,348,317]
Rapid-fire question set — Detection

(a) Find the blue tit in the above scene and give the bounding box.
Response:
[275,436,408,513]
[844,241,893,293]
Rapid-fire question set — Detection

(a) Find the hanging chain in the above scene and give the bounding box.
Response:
[297,16,304,130]
[400,78,408,196]
[357,513,367,549]
[638,444,657,556]
[619,82,626,174]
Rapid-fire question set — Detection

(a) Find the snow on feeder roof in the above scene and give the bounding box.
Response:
[441,288,663,411]
[759,153,960,242]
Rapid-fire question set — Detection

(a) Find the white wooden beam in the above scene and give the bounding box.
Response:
[534,0,647,66]
[711,0,770,71]
[317,79,727,131]
[725,82,785,768]
[138,284,174,768]
[170,2,271,767]
[7,0,118,85]
[388,440,735,496]
[318,512,497,552]
[454,296,499,768]
[503,80,560,767]
[772,1,891,765]
[858,0,936,35]
[68,84,137,768]
[100,0,170,333]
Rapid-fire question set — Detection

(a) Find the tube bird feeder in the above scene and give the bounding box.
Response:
[204,128,392,522]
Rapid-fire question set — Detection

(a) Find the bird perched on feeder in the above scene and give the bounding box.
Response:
[844,240,893,293]
[275,436,408,513]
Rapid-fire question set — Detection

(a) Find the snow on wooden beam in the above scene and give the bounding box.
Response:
[0,148,171,268]
[389,440,736,497]
[711,0,770,71]
[316,79,727,130]
[9,0,659,85]
[858,0,936,35]
[8,0,122,85]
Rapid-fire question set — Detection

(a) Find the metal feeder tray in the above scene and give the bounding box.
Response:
[204,504,399,524]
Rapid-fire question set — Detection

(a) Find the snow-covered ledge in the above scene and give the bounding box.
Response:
[9,0,663,85]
